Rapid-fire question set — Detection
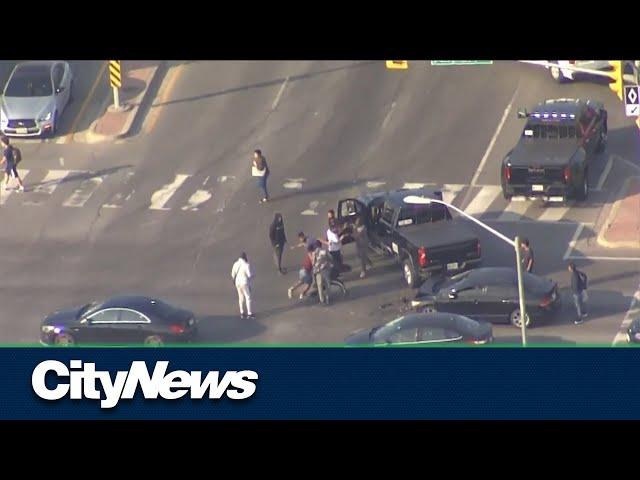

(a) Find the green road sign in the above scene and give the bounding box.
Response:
[431,60,493,66]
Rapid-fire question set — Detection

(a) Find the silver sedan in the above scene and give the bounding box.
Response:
[0,61,73,137]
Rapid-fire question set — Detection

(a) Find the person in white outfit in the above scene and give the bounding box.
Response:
[231,252,254,319]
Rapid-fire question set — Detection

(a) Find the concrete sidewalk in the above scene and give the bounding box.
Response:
[86,61,162,142]
[597,176,640,249]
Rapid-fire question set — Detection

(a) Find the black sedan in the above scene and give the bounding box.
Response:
[40,296,197,346]
[412,267,560,328]
[345,312,493,346]
[627,318,640,344]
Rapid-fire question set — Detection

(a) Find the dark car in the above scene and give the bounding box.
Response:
[501,98,607,203]
[627,318,640,344]
[40,295,197,346]
[412,267,560,328]
[337,187,482,288]
[345,312,493,346]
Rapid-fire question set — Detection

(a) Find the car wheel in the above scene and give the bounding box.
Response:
[402,259,418,288]
[510,309,531,328]
[144,335,164,346]
[575,171,588,201]
[54,332,76,346]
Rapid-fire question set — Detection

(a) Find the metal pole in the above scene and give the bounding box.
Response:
[514,236,528,347]
[113,86,120,110]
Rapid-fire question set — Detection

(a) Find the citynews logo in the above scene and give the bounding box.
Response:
[32,360,258,409]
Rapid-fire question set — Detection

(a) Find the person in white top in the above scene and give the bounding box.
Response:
[231,252,254,319]
[251,149,270,203]
[322,223,345,270]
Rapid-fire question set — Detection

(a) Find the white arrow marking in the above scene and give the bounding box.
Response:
[182,190,212,211]
[63,176,103,207]
[366,181,387,189]
[283,178,306,190]
[149,174,189,210]
[301,200,320,216]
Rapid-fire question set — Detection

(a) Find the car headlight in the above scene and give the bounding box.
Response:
[38,111,52,122]
[41,325,56,333]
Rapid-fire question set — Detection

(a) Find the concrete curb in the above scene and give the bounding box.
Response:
[85,64,161,143]
[596,175,640,249]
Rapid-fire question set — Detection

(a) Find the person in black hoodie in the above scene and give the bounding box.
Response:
[269,212,287,274]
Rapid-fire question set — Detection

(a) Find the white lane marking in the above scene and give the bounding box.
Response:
[62,176,104,207]
[0,169,30,205]
[149,174,190,210]
[271,76,290,110]
[103,172,135,209]
[562,223,585,261]
[55,137,66,144]
[29,169,71,195]
[182,190,212,211]
[463,185,501,217]
[301,200,320,216]
[59,157,64,167]
[538,206,570,223]
[566,255,640,261]
[595,155,614,191]
[218,175,236,183]
[613,283,640,345]
[366,181,387,189]
[496,199,529,222]
[441,184,465,206]
[283,178,306,190]
[381,101,396,129]
[470,87,519,187]
[402,183,426,189]
[203,176,210,186]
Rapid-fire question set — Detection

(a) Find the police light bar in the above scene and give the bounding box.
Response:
[517,108,576,120]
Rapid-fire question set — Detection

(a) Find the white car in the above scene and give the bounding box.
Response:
[548,60,612,83]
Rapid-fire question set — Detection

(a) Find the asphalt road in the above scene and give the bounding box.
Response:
[0,60,638,345]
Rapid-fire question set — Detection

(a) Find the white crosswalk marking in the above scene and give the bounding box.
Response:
[538,206,570,222]
[103,171,135,209]
[496,198,529,222]
[441,184,465,206]
[30,170,71,195]
[149,174,190,211]
[62,176,103,207]
[182,190,212,211]
[463,186,501,217]
[0,169,30,205]
[402,182,426,189]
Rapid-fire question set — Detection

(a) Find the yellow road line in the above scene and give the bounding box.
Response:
[143,63,186,135]
[63,61,108,144]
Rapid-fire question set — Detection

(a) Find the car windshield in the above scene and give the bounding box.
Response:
[5,70,52,97]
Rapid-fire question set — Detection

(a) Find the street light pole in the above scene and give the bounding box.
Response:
[403,195,529,346]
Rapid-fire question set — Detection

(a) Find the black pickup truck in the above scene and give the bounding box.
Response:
[501,98,607,203]
[336,187,482,288]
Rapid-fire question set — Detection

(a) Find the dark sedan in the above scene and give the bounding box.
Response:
[412,267,560,328]
[345,312,493,346]
[40,295,197,346]
[627,318,640,344]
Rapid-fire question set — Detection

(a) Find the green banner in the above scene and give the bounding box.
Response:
[431,60,493,66]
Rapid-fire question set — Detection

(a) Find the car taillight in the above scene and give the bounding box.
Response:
[418,247,428,268]
[504,165,512,182]
[170,325,185,334]
[539,296,552,308]
[476,240,481,258]
[563,166,571,183]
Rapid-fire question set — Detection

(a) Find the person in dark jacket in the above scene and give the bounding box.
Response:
[568,262,588,324]
[269,213,287,274]
[353,217,373,278]
[521,238,534,273]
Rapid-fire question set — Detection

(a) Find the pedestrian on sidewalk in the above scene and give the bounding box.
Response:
[0,136,25,192]
[521,238,534,273]
[269,212,287,275]
[251,149,270,203]
[288,243,315,300]
[568,262,588,325]
[353,217,373,278]
[231,252,254,319]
